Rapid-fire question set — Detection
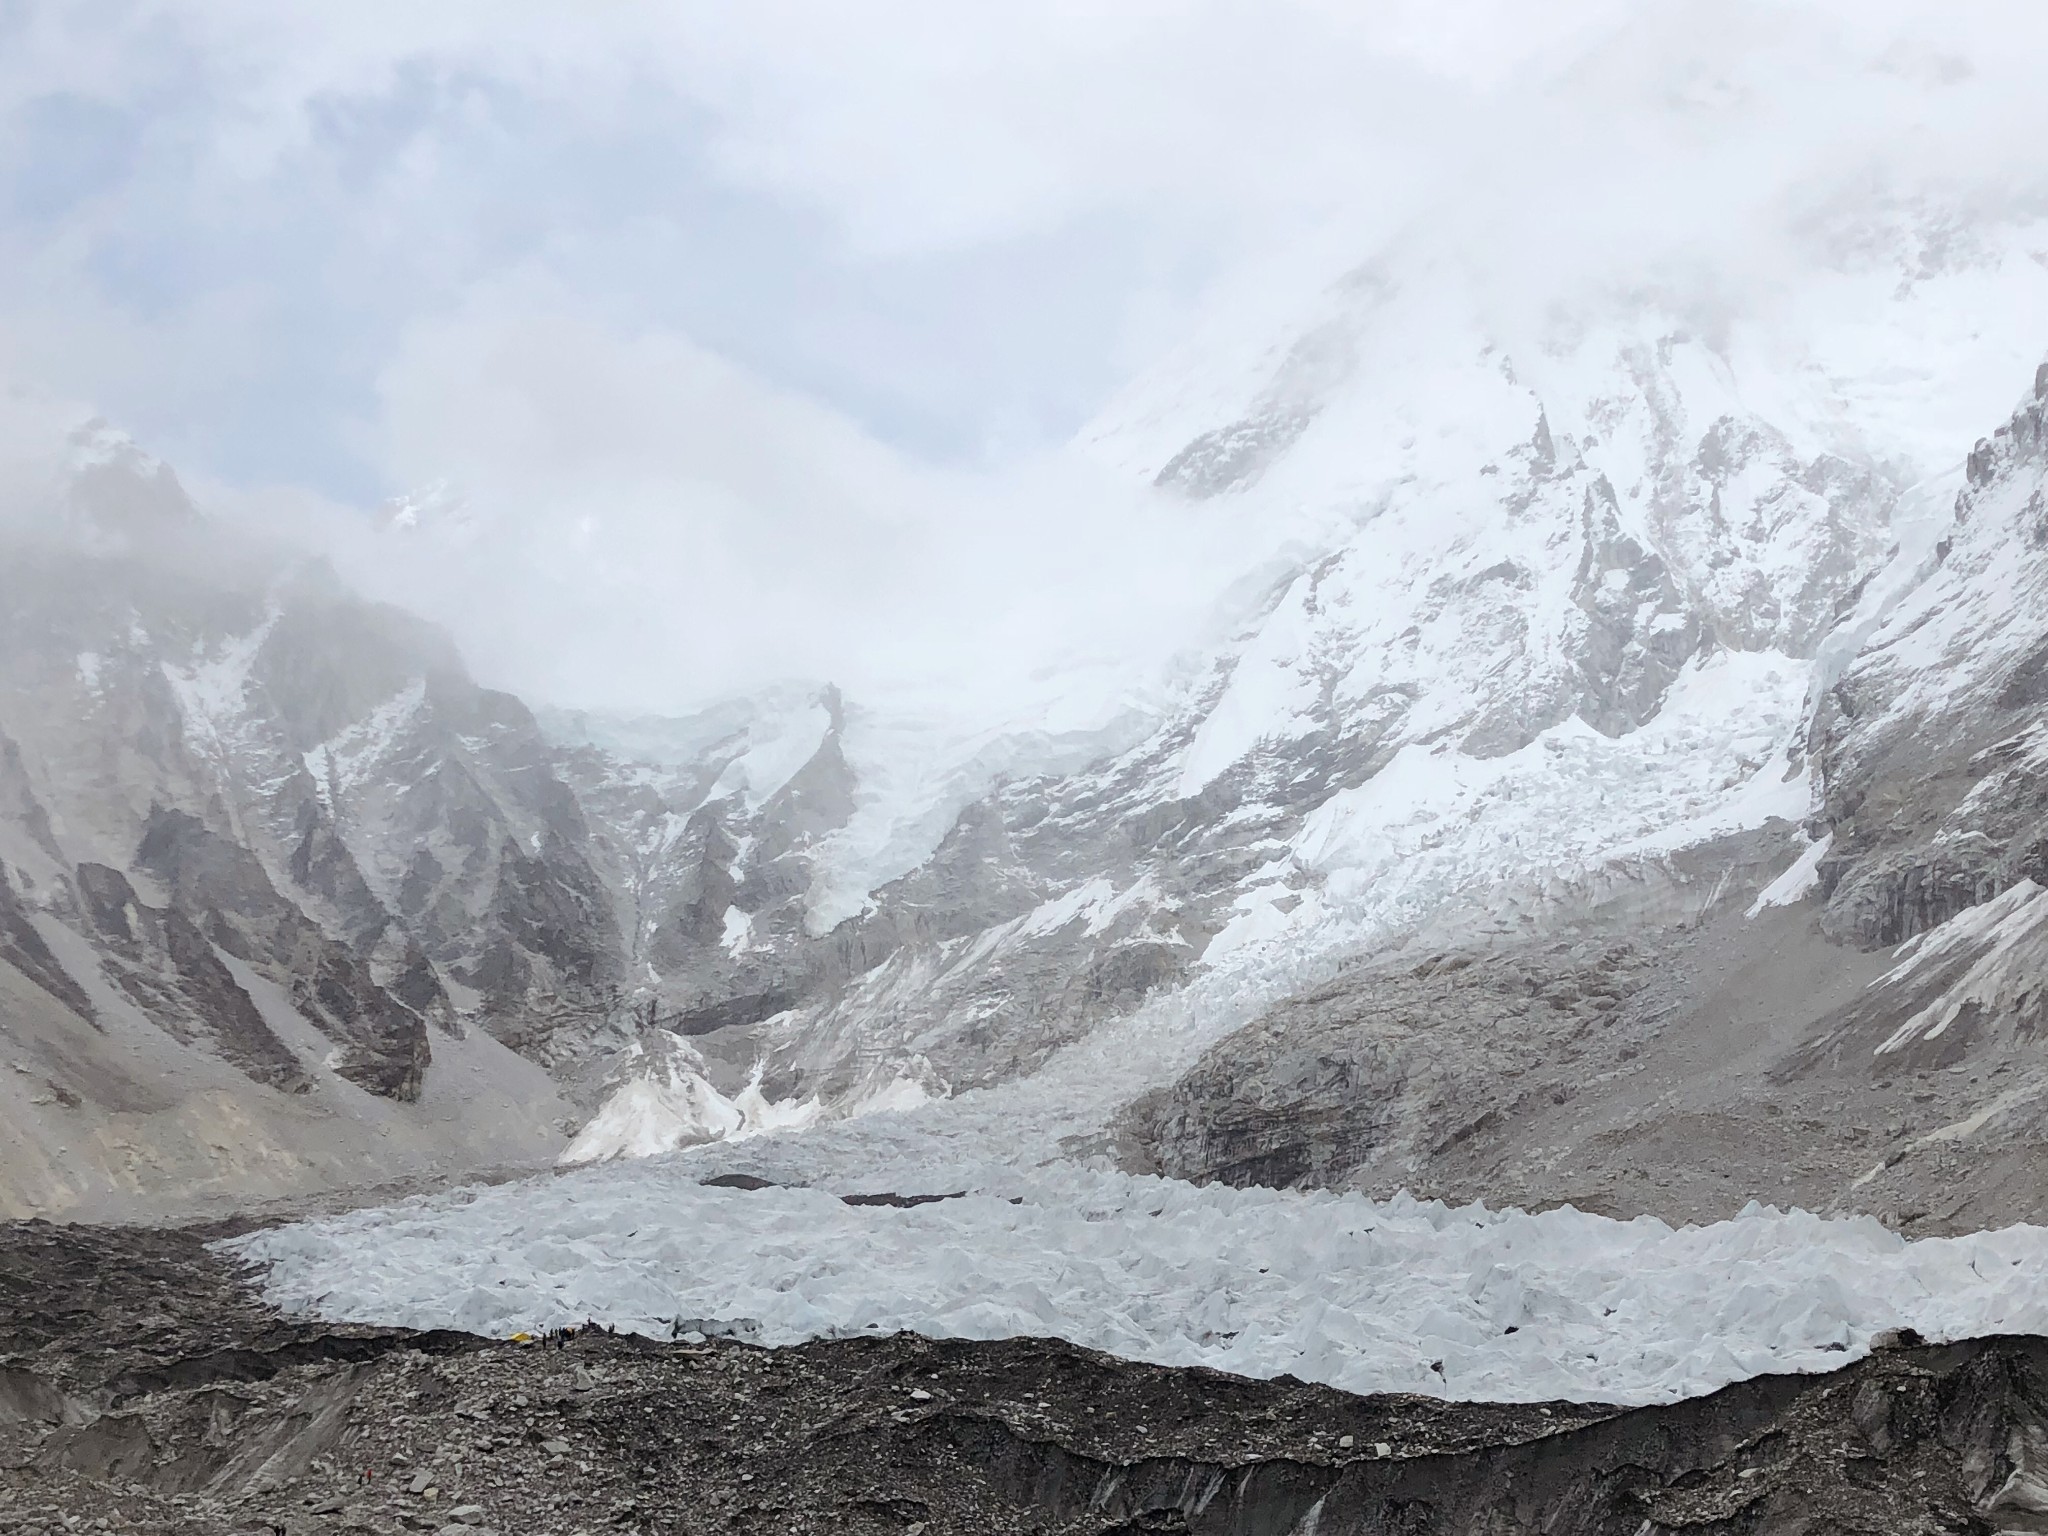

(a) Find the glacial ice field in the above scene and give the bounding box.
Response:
[225,1146,2048,1409]
[222,940,2048,1411]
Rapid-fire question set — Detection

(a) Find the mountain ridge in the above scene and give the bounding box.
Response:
[7,204,2048,1221]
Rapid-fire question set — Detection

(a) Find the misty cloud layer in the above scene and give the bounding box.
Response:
[2,1,2047,722]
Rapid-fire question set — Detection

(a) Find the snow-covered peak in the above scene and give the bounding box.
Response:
[1085,0,2048,522]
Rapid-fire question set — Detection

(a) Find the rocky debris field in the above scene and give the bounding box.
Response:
[4,1221,2048,1533]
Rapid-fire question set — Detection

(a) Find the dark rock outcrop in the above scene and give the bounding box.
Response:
[133,807,428,1101]
[1122,941,1654,1192]
[0,864,94,1025]
[74,862,308,1094]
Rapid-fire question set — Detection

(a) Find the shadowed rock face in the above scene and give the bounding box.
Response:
[2,1219,2045,1535]
[133,807,429,1102]
[1816,365,2048,949]
[1570,476,1706,737]
[1122,940,1657,1193]
[72,861,309,1095]
[0,863,93,1026]
[0,443,620,1142]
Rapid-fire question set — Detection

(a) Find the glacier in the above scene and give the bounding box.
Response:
[223,1157,2048,1409]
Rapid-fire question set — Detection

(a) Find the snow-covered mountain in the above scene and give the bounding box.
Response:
[9,135,2048,1222]
[1816,365,2048,943]
[0,427,596,1213]
[550,182,2048,1162]
[1115,360,2048,1235]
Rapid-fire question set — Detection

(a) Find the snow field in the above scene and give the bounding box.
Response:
[223,1162,2048,1408]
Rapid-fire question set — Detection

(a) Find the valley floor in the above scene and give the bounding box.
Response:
[4,1218,2047,1535]
[18,882,2048,1533]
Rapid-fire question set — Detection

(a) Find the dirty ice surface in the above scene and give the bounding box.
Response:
[226,893,2048,1410]
[225,1153,2048,1408]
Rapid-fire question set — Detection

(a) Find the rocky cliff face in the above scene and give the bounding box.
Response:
[0,430,588,1213]
[5,440,630,1057]
[1815,364,2048,946]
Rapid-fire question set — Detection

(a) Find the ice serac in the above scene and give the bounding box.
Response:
[226,1151,2048,1410]
[1815,364,2048,946]
[558,1028,820,1165]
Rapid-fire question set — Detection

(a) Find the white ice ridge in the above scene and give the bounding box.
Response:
[222,1163,2048,1408]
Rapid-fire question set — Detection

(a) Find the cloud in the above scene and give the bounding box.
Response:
[0,1,1638,481]
[4,0,2048,724]
[0,0,1626,721]
[293,274,1271,719]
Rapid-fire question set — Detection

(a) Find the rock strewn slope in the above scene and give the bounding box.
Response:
[3,1219,2046,1536]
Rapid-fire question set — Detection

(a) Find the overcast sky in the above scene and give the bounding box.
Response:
[2,1,2045,717]
[0,1,1587,491]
